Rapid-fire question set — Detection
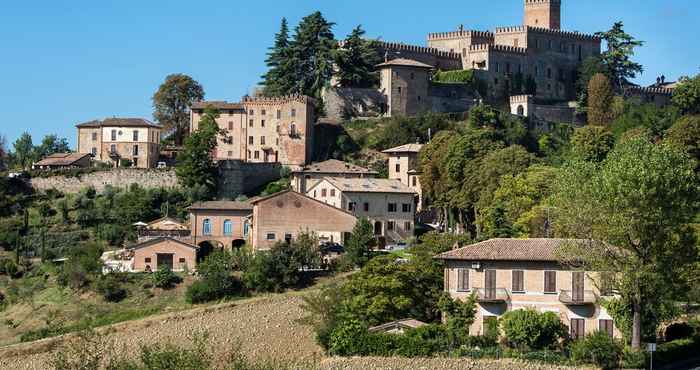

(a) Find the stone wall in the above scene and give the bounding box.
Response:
[322,87,386,122]
[428,83,479,113]
[217,160,281,199]
[30,169,178,193]
[533,103,584,126]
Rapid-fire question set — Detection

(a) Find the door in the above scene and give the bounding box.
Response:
[156,253,174,270]
[374,221,382,236]
[485,269,497,300]
[572,271,584,302]
[571,318,585,340]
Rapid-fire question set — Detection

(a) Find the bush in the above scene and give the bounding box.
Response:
[95,273,127,302]
[242,236,319,293]
[621,347,647,369]
[656,337,700,364]
[328,320,446,358]
[0,259,19,278]
[152,266,180,289]
[500,309,568,350]
[185,251,243,304]
[570,331,623,370]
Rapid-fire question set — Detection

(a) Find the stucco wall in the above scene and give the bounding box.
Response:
[132,239,196,272]
[30,169,177,193]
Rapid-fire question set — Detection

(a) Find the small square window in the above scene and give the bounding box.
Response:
[261,109,266,115]
[254,151,259,159]
[276,110,281,119]
[249,109,254,115]
[248,136,254,145]
[388,203,397,212]
[321,189,327,197]
[291,109,296,117]
[228,121,233,130]
[363,203,369,212]
[179,258,186,263]
[145,257,151,263]
[227,151,233,157]
[266,233,276,240]
[330,189,336,197]
[92,132,98,141]
[387,221,395,231]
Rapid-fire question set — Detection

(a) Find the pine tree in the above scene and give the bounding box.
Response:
[334,26,382,88]
[288,11,337,99]
[595,22,644,91]
[262,18,294,96]
[587,73,615,126]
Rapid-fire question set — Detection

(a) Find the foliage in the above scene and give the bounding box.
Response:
[665,115,700,163]
[433,70,488,96]
[552,137,700,349]
[499,309,568,350]
[186,250,242,304]
[570,126,615,162]
[610,100,679,140]
[152,266,180,289]
[328,320,447,357]
[12,132,35,169]
[95,273,128,302]
[49,330,111,370]
[176,107,221,196]
[344,218,374,268]
[569,331,623,370]
[437,293,477,348]
[671,72,700,115]
[35,134,71,159]
[595,21,644,91]
[363,112,458,151]
[334,26,382,88]
[601,296,679,344]
[655,337,700,364]
[57,242,104,290]
[575,56,606,111]
[587,73,615,126]
[152,73,205,146]
[261,18,294,96]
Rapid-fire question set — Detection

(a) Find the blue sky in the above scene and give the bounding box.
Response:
[1,0,698,149]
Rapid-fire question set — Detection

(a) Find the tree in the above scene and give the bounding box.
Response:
[0,134,7,170]
[571,126,615,162]
[344,218,374,267]
[499,308,568,350]
[13,132,34,169]
[587,73,615,126]
[576,56,607,111]
[288,12,336,99]
[437,293,477,348]
[595,22,644,91]
[334,26,382,88]
[671,73,700,115]
[175,107,220,196]
[552,137,699,349]
[665,115,700,164]
[152,74,205,146]
[35,134,70,158]
[261,18,295,96]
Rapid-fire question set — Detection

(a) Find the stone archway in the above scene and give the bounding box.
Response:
[197,240,224,262]
[517,105,524,116]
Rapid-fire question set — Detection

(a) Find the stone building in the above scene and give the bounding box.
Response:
[290,159,378,194]
[435,238,620,339]
[249,191,357,250]
[306,177,416,244]
[383,143,424,211]
[76,118,162,169]
[190,94,315,168]
[187,200,253,252]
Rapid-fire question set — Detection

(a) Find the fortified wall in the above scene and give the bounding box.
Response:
[30,169,178,193]
[217,160,281,199]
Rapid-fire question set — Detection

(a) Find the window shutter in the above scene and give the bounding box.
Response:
[512,270,524,292]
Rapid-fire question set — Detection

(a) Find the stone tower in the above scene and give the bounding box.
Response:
[524,0,561,30]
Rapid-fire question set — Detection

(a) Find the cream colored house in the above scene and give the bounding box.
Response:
[76,118,162,168]
[306,177,416,243]
[383,143,424,211]
[435,238,620,340]
[290,159,378,193]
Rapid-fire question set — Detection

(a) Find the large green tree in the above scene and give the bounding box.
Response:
[587,73,615,126]
[175,107,220,195]
[35,134,70,159]
[152,74,205,146]
[334,26,382,88]
[344,218,374,268]
[552,137,699,349]
[13,132,35,169]
[595,22,644,91]
[671,73,700,115]
[289,12,337,99]
[571,125,615,162]
[261,18,294,96]
[665,115,700,164]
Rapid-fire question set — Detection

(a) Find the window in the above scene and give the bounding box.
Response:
[254,151,259,159]
[457,268,469,291]
[145,257,151,263]
[570,319,585,340]
[111,130,117,141]
[266,232,276,240]
[513,38,519,47]
[110,144,116,153]
[363,202,369,212]
[544,271,557,293]
[260,136,265,145]
[548,40,553,50]
[348,202,356,212]
[410,72,415,80]
[599,319,614,337]
[92,132,97,141]
[91,147,97,156]
[249,119,254,127]
[227,151,233,157]
[412,177,417,187]
[223,220,232,236]
[387,203,397,212]
[202,219,212,235]
[330,189,336,197]
[397,86,402,94]
[512,270,525,293]
[133,130,139,141]
[249,109,254,115]
[404,222,412,231]
[228,121,233,130]
[547,68,552,79]
[243,223,249,237]
[290,123,297,136]
[133,145,139,156]
[248,136,254,145]
[261,109,266,116]
[276,110,281,119]
[261,119,265,127]
[321,189,327,197]
[402,203,412,213]
[179,257,186,263]
[387,221,395,231]
[494,62,499,73]
[395,163,400,172]
[291,108,296,117]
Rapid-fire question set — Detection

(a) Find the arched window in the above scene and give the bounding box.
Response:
[290,123,297,137]
[203,219,212,236]
[517,105,525,116]
[243,222,249,237]
[223,220,232,236]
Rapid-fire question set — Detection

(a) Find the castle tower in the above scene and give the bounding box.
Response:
[524,0,561,29]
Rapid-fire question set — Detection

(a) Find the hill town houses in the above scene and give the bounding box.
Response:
[56,0,636,342]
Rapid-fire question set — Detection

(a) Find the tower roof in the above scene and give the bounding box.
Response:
[376,58,434,69]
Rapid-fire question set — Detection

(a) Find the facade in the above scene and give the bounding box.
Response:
[190,94,315,168]
[76,118,162,169]
[306,177,416,243]
[378,59,434,117]
[33,153,91,170]
[290,159,378,193]
[131,237,197,272]
[187,201,253,250]
[383,143,424,211]
[435,238,620,340]
[250,190,358,250]
[137,217,190,241]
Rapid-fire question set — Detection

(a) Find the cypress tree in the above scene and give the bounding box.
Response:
[288,11,337,99]
[587,73,615,126]
[334,25,382,88]
[262,18,294,96]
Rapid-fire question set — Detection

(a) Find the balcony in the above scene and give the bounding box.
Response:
[474,288,510,303]
[559,290,597,306]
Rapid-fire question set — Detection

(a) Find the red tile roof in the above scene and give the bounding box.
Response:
[76,118,161,128]
[34,153,90,166]
[434,238,588,262]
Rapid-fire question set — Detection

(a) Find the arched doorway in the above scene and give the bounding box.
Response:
[197,240,223,262]
[373,221,383,236]
[517,105,524,116]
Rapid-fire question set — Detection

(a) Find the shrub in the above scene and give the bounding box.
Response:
[152,266,180,289]
[570,331,623,370]
[95,273,127,302]
[621,347,647,369]
[499,309,567,350]
[185,251,243,304]
[0,259,19,278]
[328,320,446,358]
[242,235,319,293]
[656,337,700,364]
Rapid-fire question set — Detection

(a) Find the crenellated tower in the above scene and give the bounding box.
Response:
[524,0,561,30]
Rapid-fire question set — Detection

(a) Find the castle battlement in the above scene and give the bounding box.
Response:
[625,86,674,96]
[495,26,528,34]
[427,30,494,41]
[376,41,462,59]
[468,44,528,55]
[242,94,315,106]
[521,26,600,41]
[510,94,534,104]
[525,0,561,4]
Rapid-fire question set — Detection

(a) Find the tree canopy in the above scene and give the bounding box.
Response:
[671,73,700,115]
[595,21,644,91]
[152,74,205,146]
[175,107,220,196]
[333,26,382,88]
[587,73,615,126]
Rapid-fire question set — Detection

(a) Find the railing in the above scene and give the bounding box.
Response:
[559,290,597,305]
[474,288,510,303]
[138,230,191,239]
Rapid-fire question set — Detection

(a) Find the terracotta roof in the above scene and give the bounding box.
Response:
[76,118,161,128]
[191,101,244,110]
[369,319,427,333]
[187,200,253,211]
[382,143,424,153]
[129,236,198,251]
[145,217,189,230]
[293,159,377,175]
[250,190,358,217]
[34,153,90,166]
[434,238,587,262]
[319,177,416,194]
[376,58,434,69]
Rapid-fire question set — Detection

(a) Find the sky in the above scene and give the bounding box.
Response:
[1,0,698,150]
